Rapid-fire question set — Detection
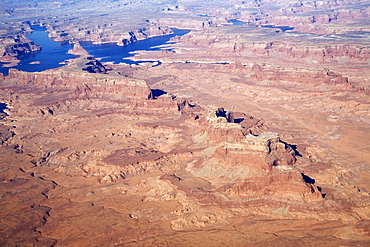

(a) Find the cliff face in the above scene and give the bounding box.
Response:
[116,26,174,46]
[2,66,363,222]
[46,22,174,46]
[5,68,151,100]
[232,0,370,34]
[3,41,41,57]
[149,16,229,30]
[1,0,370,245]
[0,26,41,62]
[177,27,370,64]
[233,42,370,63]
[1,50,370,246]
[68,42,88,55]
[0,67,327,204]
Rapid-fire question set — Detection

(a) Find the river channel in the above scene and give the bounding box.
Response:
[0,26,189,76]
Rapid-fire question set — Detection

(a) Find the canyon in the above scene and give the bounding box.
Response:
[1,0,370,246]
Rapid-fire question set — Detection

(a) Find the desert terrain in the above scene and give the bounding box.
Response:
[1,0,370,246]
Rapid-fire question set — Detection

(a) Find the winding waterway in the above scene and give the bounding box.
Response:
[228,19,245,25]
[80,28,189,65]
[227,19,294,32]
[262,25,294,32]
[0,26,76,76]
[0,26,189,76]
[0,23,293,77]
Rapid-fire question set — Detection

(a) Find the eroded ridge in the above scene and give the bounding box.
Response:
[0,60,369,245]
[1,0,370,245]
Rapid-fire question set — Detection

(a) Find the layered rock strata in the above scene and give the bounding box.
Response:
[1,0,370,245]
[1,65,369,246]
[0,23,41,63]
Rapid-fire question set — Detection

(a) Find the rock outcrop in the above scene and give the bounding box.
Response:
[231,0,370,34]
[4,68,150,100]
[45,21,174,46]
[149,16,228,30]
[175,26,370,64]
[0,35,41,62]
[0,23,37,62]
[68,42,88,56]
[3,41,41,57]
[265,136,297,167]
[81,57,106,74]
[1,0,370,245]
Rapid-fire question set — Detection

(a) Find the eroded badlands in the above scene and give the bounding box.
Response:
[1,0,370,246]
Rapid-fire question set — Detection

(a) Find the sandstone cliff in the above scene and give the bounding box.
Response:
[5,68,150,100]
[1,54,369,246]
[1,0,370,245]
[176,26,370,64]
[0,24,41,63]
[45,21,174,46]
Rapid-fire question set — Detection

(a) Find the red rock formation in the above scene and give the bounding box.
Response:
[0,23,38,62]
[68,42,88,55]
[150,16,228,30]
[3,41,41,57]
[177,28,370,64]
[1,60,369,245]
[234,0,370,34]
[4,69,151,100]
[2,0,370,245]
[225,169,324,202]
[81,57,107,74]
[45,21,174,46]
[265,137,297,167]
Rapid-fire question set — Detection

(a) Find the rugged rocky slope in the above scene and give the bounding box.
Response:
[45,21,173,45]
[0,0,183,62]
[2,40,40,57]
[127,56,370,240]
[1,0,370,246]
[0,56,369,245]
[132,23,370,93]
[215,0,370,34]
[0,23,40,64]
[170,25,370,65]
[149,16,229,30]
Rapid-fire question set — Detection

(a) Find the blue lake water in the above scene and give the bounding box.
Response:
[226,20,294,32]
[0,103,7,113]
[228,19,245,25]
[262,25,294,32]
[80,28,189,64]
[0,26,190,76]
[0,25,76,76]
